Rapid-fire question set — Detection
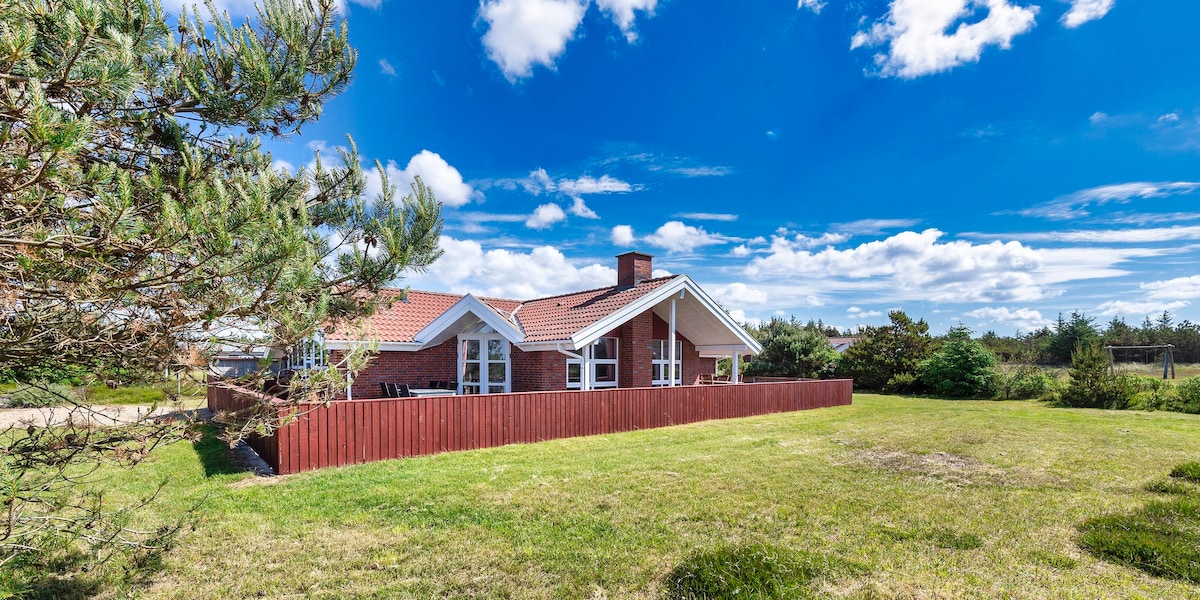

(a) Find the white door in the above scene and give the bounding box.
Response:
[458,334,510,394]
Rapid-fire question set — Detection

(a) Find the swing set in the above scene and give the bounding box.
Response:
[1105,344,1176,379]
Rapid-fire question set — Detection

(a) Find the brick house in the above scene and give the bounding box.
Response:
[326,252,762,399]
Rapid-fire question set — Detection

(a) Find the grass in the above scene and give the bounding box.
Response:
[21,394,1200,598]
[1078,497,1200,583]
[1171,462,1200,484]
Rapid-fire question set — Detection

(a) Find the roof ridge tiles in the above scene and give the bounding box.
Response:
[516,274,679,306]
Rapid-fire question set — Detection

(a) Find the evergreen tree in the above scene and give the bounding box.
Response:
[919,326,999,398]
[837,310,933,391]
[1,0,441,569]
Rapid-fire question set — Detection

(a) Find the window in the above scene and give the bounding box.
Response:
[652,339,683,386]
[567,337,619,389]
[287,337,327,370]
[459,334,510,394]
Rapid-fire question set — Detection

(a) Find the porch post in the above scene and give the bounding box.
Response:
[583,343,592,391]
[668,298,677,387]
[731,351,740,384]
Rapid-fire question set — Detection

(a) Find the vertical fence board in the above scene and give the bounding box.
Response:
[208,380,852,474]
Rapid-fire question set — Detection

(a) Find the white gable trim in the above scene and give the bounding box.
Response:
[326,340,422,352]
[568,276,763,354]
[413,294,524,348]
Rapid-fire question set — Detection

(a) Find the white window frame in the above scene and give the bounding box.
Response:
[458,333,511,395]
[287,335,328,371]
[652,339,682,386]
[567,337,619,389]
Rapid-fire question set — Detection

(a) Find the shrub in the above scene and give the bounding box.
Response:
[6,382,81,408]
[1128,376,1179,412]
[1174,376,1200,414]
[918,326,999,398]
[663,544,863,600]
[1170,462,1200,484]
[883,373,921,394]
[1000,364,1052,400]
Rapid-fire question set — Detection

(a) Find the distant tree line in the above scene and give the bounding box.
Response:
[978,310,1200,365]
[739,310,1200,414]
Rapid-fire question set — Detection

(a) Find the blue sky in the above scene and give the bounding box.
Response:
[185,0,1200,334]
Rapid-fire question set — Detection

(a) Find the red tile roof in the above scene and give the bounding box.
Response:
[516,277,674,342]
[328,277,675,344]
[328,289,520,343]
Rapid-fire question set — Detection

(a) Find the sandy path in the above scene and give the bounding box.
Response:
[0,405,192,429]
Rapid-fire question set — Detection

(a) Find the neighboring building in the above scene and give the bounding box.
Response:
[827,337,860,354]
[325,252,762,399]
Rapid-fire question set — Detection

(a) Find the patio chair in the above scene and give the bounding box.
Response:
[380,382,397,398]
[395,383,413,398]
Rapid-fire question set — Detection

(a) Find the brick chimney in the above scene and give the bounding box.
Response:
[617,252,653,287]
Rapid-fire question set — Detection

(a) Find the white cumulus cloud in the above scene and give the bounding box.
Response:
[851,0,1040,79]
[1061,0,1114,28]
[409,237,616,299]
[611,225,636,246]
[1142,275,1200,301]
[479,0,588,82]
[644,221,726,253]
[964,306,1053,331]
[1096,300,1190,318]
[798,0,826,13]
[525,203,568,229]
[595,0,657,42]
[713,283,769,307]
[366,150,482,208]
[746,229,1048,303]
[378,59,397,77]
[568,197,600,219]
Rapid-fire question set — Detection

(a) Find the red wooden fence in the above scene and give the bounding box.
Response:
[207,380,853,475]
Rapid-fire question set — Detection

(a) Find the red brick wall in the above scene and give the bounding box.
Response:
[619,312,654,388]
[333,338,459,400]
[512,346,566,392]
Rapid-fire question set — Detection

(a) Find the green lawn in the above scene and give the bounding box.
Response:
[48,395,1200,598]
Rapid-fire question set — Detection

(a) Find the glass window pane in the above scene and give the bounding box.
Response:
[488,385,506,394]
[465,340,480,361]
[488,339,506,361]
[463,363,480,383]
[593,337,618,360]
[652,364,662,380]
[676,340,683,355]
[488,362,506,383]
[567,362,580,383]
[652,340,663,360]
[462,384,481,395]
[595,364,616,382]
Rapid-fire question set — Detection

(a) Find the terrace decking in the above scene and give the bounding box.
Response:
[208,380,853,475]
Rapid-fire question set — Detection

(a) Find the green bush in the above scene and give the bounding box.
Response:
[663,544,862,599]
[1174,376,1200,414]
[1128,376,1179,412]
[1001,365,1053,400]
[6,382,81,408]
[1078,497,1200,583]
[1170,462,1200,484]
[919,326,1000,398]
[883,372,921,394]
